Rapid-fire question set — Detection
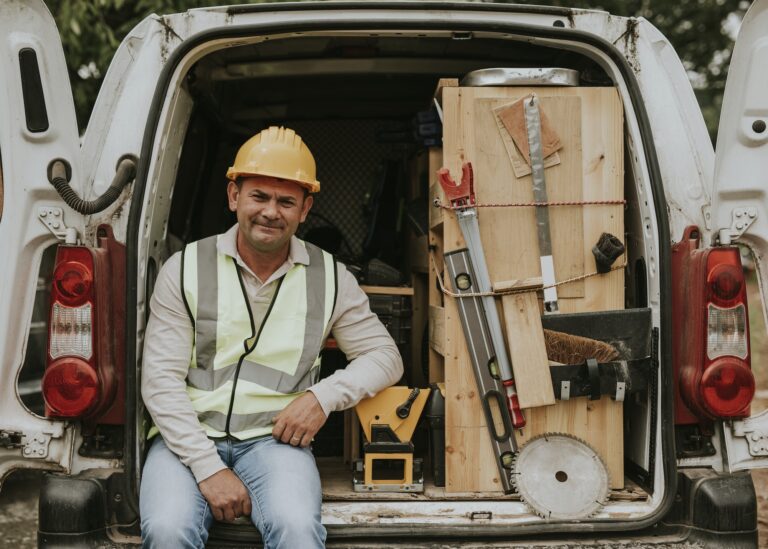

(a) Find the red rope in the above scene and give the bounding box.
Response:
[433,198,626,210]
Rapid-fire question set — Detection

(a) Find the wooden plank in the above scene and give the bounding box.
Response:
[360,285,415,296]
[475,95,585,299]
[442,86,624,491]
[433,78,459,107]
[517,88,625,489]
[409,233,429,273]
[442,88,485,492]
[573,88,625,489]
[429,182,444,230]
[443,268,501,492]
[428,227,445,383]
[317,457,649,501]
[428,305,445,357]
[428,147,446,384]
[498,290,556,409]
[411,273,428,387]
[494,277,543,293]
[428,146,445,230]
[445,426,502,493]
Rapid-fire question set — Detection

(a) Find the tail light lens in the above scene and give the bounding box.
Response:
[53,260,93,304]
[49,302,93,359]
[700,359,755,417]
[42,358,99,417]
[706,304,747,360]
[673,227,755,424]
[45,243,118,419]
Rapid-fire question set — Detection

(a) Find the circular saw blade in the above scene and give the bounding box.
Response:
[512,433,610,520]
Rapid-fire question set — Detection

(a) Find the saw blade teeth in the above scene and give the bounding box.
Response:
[511,432,610,520]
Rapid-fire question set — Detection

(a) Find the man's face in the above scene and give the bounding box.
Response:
[227,176,313,254]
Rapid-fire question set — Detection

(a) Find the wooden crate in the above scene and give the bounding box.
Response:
[441,86,625,492]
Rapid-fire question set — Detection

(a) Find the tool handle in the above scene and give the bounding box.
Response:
[396,387,421,419]
[437,162,475,208]
[503,380,526,429]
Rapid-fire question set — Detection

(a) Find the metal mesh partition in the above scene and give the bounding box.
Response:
[287,118,408,257]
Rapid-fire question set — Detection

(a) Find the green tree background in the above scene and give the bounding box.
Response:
[46,0,750,139]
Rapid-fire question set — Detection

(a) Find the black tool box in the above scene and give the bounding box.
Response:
[368,294,412,371]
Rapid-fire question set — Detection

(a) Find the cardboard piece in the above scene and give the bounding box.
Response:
[495,94,563,177]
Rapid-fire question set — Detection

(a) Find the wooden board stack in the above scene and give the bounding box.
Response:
[436,85,625,492]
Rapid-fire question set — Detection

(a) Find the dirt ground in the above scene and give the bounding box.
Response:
[0,470,40,549]
[755,468,768,549]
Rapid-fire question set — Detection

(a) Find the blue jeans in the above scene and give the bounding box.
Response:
[140,436,326,549]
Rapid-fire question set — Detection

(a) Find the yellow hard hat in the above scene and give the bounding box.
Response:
[226,126,320,193]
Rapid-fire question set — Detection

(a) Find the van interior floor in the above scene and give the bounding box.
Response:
[316,457,650,502]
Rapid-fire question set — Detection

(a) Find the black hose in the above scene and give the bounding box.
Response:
[49,157,136,215]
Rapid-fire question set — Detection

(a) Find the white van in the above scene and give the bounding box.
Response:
[2,0,768,546]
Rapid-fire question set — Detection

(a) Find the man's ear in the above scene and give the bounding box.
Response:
[226,180,239,212]
[299,194,313,223]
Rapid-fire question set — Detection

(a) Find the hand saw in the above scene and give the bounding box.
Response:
[437,163,525,430]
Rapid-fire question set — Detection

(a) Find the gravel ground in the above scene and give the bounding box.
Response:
[755,469,768,549]
[0,470,40,549]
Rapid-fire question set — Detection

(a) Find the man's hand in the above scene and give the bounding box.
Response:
[198,468,252,523]
[272,391,327,447]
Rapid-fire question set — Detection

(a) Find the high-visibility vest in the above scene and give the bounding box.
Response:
[180,234,337,440]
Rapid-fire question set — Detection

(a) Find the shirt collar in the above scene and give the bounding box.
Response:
[217,223,311,268]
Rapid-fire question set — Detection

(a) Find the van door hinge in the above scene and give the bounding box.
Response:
[732,418,768,457]
[0,430,52,458]
[22,432,52,459]
[38,206,78,244]
[0,430,23,449]
[718,207,757,245]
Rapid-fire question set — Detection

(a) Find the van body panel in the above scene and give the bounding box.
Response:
[0,0,82,482]
[711,0,768,472]
[0,0,763,544]
[126,4,675,536]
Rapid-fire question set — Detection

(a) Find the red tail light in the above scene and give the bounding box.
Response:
[45,229,124,422]
[700,359,755,416]
[42,358,99,417]
[53,260,93,303]
[673,226,755,424]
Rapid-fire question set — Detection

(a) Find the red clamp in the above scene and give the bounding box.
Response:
[437,162,475,209]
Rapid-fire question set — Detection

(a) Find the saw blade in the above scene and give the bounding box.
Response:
[512,433,610,520]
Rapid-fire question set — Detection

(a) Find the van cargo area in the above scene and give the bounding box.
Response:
[8,2,768,547]
[128,30,662,540]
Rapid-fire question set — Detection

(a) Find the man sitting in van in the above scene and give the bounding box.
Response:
[139,126,403,549]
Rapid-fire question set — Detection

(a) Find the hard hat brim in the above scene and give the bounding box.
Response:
[226,168,320,193]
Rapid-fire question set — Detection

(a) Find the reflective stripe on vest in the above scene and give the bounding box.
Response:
[181,235,337,439]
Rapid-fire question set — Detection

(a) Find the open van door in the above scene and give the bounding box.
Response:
[711,0,768,471]
[0,0,84,482]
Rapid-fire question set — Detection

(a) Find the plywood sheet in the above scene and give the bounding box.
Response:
[442,87,624,492]
[499,290,556,409]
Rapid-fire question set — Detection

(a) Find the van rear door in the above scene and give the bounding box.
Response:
[0,0,83,481]
[711,0,768,471]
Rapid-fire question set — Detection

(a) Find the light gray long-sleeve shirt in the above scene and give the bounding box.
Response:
[141,224,403,482]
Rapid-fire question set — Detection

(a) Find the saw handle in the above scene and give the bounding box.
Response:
[437,162,475,208]
[503,380,526,429]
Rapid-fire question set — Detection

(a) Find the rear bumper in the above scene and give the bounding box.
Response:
[37,468,758,548]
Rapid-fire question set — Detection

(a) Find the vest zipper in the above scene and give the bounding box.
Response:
[224,260,285,438]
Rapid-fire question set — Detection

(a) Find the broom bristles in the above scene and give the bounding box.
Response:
[543,329,620,364]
